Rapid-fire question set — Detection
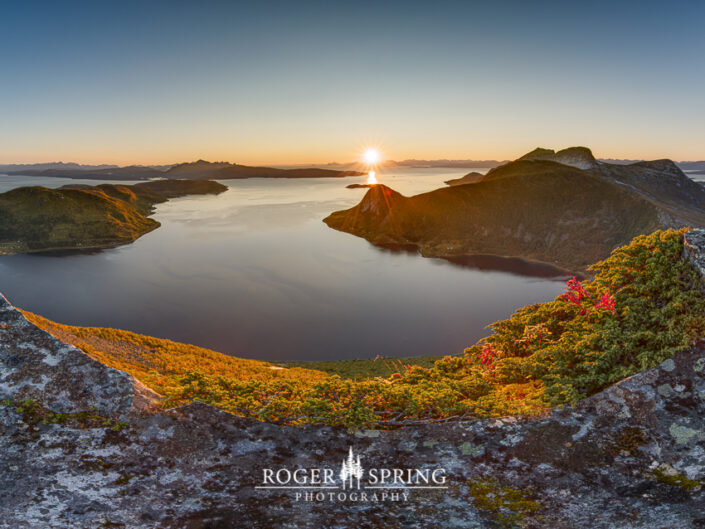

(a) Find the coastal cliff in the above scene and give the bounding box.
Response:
[0,230,704,527]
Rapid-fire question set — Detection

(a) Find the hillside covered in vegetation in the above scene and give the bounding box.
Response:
[26,229,705,428]
[0,179,227,255]
[325,147,705,271]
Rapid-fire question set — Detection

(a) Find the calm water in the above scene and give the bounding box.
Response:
[0,169,569,361]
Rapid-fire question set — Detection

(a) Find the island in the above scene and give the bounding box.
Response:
[0,179,227,255]
[324,147,705,271]
[4,159,365,181]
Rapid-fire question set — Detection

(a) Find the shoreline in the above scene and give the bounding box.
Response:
[363,239,583,277]
[0,222,161,257]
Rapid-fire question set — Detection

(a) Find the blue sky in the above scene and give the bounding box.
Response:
[1,0,704,164]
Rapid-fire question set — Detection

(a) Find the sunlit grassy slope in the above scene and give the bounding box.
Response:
[21,313,329,396]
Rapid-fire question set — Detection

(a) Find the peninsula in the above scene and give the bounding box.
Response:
[0,179,227,255]
[324,147,705,271]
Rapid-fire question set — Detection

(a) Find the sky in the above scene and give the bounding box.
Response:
[1,0,704,165]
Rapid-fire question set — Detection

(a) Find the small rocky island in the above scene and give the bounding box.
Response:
[325,147,705,271]
[0,179,227,255]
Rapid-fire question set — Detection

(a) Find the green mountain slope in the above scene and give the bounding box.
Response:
[325,148,705,271]
[0,180,227,255]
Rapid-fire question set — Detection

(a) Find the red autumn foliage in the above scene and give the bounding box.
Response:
[478,344,497,366]
[560,276,617,316]
[561,276,588,313]
[595,292,617,314]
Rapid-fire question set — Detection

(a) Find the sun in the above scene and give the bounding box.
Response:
[363,148,381,166]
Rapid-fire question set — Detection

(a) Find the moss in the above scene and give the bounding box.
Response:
[98,519,126,529]
[114,473,135,486]
[605,427,648,458]
[2,399,129,433]
[468,478,543,528]
[78,455,114,474]
[652,469,702,491]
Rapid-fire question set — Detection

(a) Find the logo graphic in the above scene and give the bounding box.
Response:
[256,446,448,503]
[340,447,363,489]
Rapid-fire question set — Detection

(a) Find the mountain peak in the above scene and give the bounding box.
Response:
[358,184,404,215]
[630,158,685,177]
[519,146,597,170]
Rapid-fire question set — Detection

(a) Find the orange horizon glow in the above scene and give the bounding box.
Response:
[2,142,705,167]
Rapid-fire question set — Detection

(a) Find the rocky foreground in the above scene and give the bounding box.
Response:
[0,232,704,528]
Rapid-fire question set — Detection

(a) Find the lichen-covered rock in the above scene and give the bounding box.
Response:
[2,294,705,528]
[685,228,705,277]
[0,295,158,417]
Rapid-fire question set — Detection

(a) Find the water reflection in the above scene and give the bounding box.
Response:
[374,243,571,279]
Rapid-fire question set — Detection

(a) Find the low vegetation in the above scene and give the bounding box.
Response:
[468,478,543,528]
[27,229,705,428]
[280,355,442,379]
[1,398,129,432]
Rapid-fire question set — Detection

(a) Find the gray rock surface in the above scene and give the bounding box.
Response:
[685,229,705,277]
[2,237,705,528]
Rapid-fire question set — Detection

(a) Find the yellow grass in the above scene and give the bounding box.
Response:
[22,311,328,398]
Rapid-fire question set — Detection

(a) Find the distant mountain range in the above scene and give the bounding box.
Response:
[324,147,705,271]
[0,162,172,173]
[4,157,705,176]
[383,159,508,168]
[331,157,705,171]
[0,160,363,180]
